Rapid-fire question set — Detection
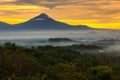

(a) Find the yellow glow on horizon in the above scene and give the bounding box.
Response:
[88,23,120,29]
[58,20,98,25]
[1,18,120,29]
[59,20,120,29]
[0,0,120,29]
[0,18,27,24]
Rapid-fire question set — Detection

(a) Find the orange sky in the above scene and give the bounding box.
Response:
[0,0,120,29]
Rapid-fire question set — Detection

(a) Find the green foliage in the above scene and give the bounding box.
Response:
[87,66,113,80]
[0,43,119,80]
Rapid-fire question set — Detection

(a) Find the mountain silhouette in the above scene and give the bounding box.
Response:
[0,13,92,31]
[14,13,92,30]
[30,13,55,21]
[0,22,13,30]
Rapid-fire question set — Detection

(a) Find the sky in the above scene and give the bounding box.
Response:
[0,0,120,29]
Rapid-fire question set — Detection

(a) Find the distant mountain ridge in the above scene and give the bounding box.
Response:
[0,22,13,30]
[0,13,92,31]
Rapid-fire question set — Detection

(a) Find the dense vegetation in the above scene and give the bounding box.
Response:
[0,42,120,80]
[48,38,73,42]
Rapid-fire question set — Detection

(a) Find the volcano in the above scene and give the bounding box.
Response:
[14,13,92,30]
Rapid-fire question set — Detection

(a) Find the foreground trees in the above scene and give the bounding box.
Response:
[0,43,119,80]
[87,66,113,80]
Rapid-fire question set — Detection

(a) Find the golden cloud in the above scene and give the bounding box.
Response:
[0,0,120,29]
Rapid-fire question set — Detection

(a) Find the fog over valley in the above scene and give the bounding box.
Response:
[0,30,120,54]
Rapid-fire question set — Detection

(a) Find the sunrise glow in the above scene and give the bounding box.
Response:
[0,0,120,29]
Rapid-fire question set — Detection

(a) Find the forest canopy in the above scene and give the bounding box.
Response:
[0,42,119,80]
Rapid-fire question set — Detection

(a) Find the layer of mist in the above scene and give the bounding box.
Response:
[0,30,120,53]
